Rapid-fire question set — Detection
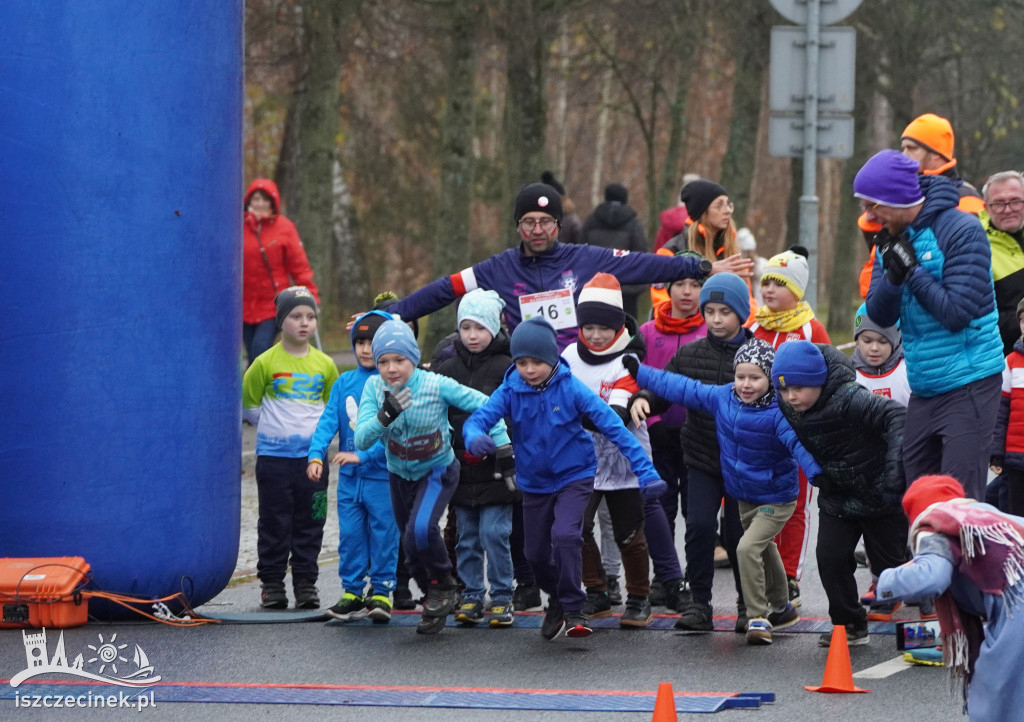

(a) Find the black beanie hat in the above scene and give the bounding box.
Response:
[350,310,392,345]
[514,183,563,224]
[680,179,728,221]
[373,292,419,339]
[540,170,566,196]
[275,286,318,328]
[604,183,628,204]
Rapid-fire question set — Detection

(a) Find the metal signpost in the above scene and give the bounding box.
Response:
[768,0,861,310]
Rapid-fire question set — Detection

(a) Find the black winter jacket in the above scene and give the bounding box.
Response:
[434,332,521,507]
[635,328,753,475]
[778,344,906,519]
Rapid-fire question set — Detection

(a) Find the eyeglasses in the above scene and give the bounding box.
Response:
[519,218,558,232]
[988,199,1024,212]
[710,200,734,212]
[859,201,881,213]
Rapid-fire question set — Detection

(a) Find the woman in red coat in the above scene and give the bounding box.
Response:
[243,179,319,364]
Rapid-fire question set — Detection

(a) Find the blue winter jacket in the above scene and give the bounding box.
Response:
[866,174,1003,397]
[308,364,389,483]
[463,359,661,494]
[386,242,706,349]
[635,365,822,504]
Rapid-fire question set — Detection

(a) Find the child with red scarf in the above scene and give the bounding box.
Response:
[878,475,1024,721]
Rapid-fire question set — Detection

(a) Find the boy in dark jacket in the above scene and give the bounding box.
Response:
[771,341,909,647]
[629,272,751,632]
[434,290,520,627]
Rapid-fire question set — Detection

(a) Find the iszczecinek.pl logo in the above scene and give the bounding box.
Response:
[9,629,161,688]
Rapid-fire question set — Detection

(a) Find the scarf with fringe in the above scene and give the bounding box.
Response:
[911,499,1024,704]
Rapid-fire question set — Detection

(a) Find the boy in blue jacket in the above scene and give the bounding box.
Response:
[308,309,398,624]
[355,319,510,635]
[625,338,821,645]
[463,317,667,640]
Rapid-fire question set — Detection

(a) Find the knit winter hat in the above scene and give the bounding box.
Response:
[372,291,420,339]
[350,309,393,345]
[853,149,925,208]
[1017,297,1024,319]
[576,273,626,330]
[510,317,560,367]
[902,113,955,162]
[733,338,775,377]
[680,179,728,221]
[761,251,810,300]
[771,341,828,389]
[736,227,757,251]
[541,170,566,196]
[902,475,966,525]
[514,182,563,224]
[699,272,750,320]
[372,318,422,366]
[675,250,708,286]
[853,302,901,349]
[457,289,505,337]
[275,286,318,328]
[604,183,628,204]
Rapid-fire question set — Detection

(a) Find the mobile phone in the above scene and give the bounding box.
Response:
[896,619,941,650]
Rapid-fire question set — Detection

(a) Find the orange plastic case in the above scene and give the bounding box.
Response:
[0,557,90,628]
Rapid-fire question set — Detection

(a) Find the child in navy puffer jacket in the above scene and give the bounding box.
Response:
[625,338,822,645]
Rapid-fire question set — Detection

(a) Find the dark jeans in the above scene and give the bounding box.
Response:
[902,373,1002,501]
[582,488,650,597]
[685,467,743,606]
[817,511,909,626]
[522,477,593,612]
[390,460,460,587]
[651,431,688,540]
[243,318,277,366]
[511,500,535,585]
[644,496,684,584]
[256,455,329,584]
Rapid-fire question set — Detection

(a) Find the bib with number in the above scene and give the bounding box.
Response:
[519,289,576,330]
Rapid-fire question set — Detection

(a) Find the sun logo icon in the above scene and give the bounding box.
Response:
[87,633,129,675]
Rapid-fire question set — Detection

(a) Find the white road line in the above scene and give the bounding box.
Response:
[854,656,912,679]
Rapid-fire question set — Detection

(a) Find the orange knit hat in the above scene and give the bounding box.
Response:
[901,113,955,162]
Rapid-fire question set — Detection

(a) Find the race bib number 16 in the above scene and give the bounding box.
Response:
[519,289,575,330]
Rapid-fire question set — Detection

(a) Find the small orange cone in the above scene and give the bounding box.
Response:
[651,682,678,721]
[805,624,870,693]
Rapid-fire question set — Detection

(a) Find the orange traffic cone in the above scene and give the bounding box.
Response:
[651,682,678,721]
[805,624,870,693]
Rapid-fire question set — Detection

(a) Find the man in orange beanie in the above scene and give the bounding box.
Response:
[878,474,1024,720]
[900,113,984,215]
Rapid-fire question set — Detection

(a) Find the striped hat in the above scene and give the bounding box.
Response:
[576,273,625,330]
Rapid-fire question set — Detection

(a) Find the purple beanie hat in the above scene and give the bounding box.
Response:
[853,149,924,208]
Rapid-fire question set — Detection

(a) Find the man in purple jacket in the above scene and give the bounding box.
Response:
[377,183,750,350]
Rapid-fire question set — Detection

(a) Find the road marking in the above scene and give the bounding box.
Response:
[854,656,911,679]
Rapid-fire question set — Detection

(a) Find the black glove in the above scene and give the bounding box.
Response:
[377,387,413,426]
[882,234,917,285]
[622,355,640,380]
[494,444,517,492]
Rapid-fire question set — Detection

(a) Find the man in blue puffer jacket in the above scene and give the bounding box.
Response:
[858,149,1003,501]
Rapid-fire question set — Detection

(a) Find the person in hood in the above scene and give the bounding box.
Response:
[243,179,319,365]
[580,183,649,319]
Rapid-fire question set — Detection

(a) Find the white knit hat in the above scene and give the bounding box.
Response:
[761,251,809,301]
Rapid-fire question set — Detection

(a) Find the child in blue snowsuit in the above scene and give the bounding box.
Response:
[625,338,821,645]
[463,317,667,640]
[308,309,399,624]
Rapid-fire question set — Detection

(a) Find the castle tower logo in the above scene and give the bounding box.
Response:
[10,629,161,688]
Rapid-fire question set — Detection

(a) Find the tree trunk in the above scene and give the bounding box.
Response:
[424,0,481,354]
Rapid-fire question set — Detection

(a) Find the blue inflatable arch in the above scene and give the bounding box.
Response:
[0,2,244,615]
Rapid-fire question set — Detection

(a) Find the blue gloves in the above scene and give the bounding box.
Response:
[466,434,497,458]
[641,478,668,502]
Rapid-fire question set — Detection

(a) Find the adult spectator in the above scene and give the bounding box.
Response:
[242,179,318,365]
[541,171,583,246]
[376,182,749,350]
[581,183,649,319]
[981,171,1024,355]
[857,150,1003,501]
[900,113,984,215]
